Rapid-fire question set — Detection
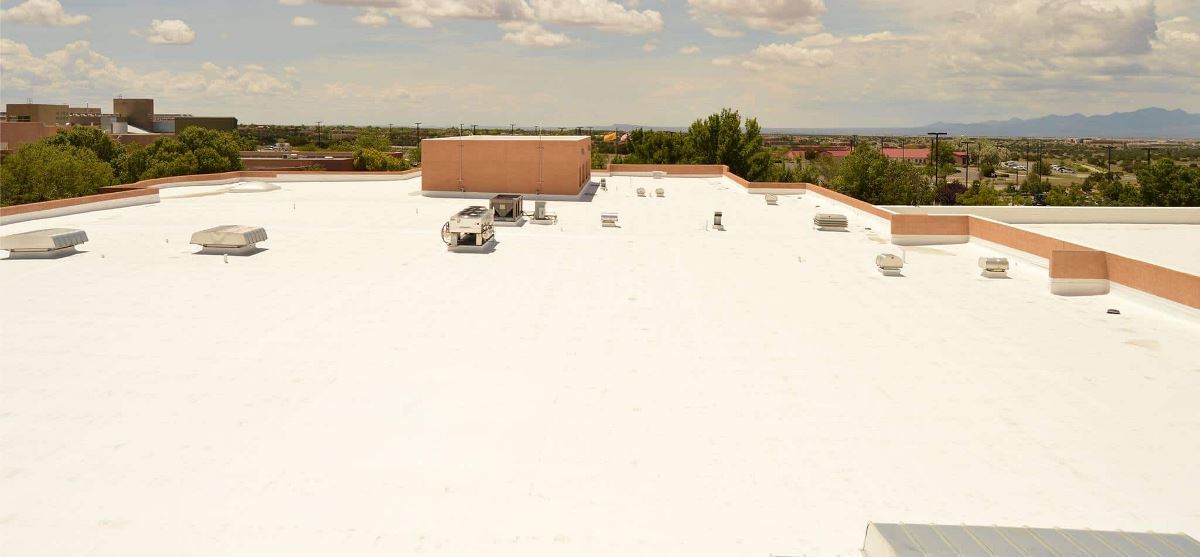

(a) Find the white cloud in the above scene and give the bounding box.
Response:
[0,39,294,99]
[711,56,734,66]
[317,0,663,34]
[704,26,743,38]
[680,45,701,54]
[353,8,388,27]
[500,21,575,47]
[0,0,90,26]
[689,0,826,34]
[137,19,196,45]
[642,39,659,52]
[278,0,306,4]
[292,15,318,27]
[752,42,834,67]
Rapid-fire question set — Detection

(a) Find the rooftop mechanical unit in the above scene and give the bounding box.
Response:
[490,194,524,223]
[979,256,1010,274]
[1,228,88,257]
[876,253,904,274]
[655,188,665,198]
[765,194,779,205]
[190,225,268,252]
[713,211,725,231]
[442,206,495,248]
[651,171,666,179]
[600,178,608,191]
[531,201,558,225]
[637,187,647,197]
[814,213,849,230]
[601,212,619,227]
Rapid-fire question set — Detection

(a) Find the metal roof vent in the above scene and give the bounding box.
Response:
[814,213,848,230]
[979,256,1009,277]
[1,228,88,259]
[190,225,268,255]
[651,171,666,179]
[712,211,725,231]
[637,187,646,197]
[876,253,903,275]
[442,206,495,250]
[765,194,778,205]
[601,212,619,227]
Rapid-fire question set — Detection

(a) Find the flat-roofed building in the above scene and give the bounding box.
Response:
[5,103,69,124]
[112,98,155,131]
[421,135,592,196]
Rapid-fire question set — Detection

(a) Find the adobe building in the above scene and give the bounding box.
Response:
[112,98,155,131]
[421,135,592,196]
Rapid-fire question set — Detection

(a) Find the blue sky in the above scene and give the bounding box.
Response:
[2,0,1198,127]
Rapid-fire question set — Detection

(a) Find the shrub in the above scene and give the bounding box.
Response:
[0,143,114,206]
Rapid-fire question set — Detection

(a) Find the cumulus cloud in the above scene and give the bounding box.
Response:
[316,0,663,34]
[0,39,294,99]
[680,45,701,54]
[752,42,834,66]
[136,19,196,45]
[292,16,318,27]
[500,21,575,47]
[353,8,388,27]
[278,0,306,4]
[0,0,90,26]
[689,0,825,34]
[642,39,659,52]
[704,26,743,38]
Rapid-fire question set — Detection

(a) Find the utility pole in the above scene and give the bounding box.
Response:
[927,132,947,186]
[414,122,421,146]
[1143,147,1156,167]
[316,121,322,145]
[510,123,515,135]
[472,124,477,135]
[962,140,975,186]
[1105,145,1114,178]
[459,124,463,137]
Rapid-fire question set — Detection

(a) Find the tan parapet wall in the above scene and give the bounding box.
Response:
[1050,249,1110,296]
[891,214,969,245]
[611,164,727,176]
[1106,253,1200,309]
[965,216,1091,259]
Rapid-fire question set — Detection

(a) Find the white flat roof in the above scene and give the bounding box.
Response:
[423,134,588,141]
[1020,223,1200,275]
[2,175,1199,555]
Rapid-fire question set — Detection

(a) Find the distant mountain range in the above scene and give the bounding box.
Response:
[607,108,1200,139]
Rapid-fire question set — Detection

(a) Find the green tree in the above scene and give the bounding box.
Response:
[684,108,771,181]
[833,145,933,205]
[353,148,411,171]
[1024,170,1048,196]
[0,143,114,206]
[355,130,392,151]
[44,126,120,164]
[956,182,1003,206]
[623,129,691,164]
[1137,159,1200,206]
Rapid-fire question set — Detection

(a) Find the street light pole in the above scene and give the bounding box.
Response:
[962,140,975,187]
[927,132,947,186]
[414,122,421,146]
[510,123,515,135]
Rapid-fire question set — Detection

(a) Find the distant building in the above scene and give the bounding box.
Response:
[112,98,155,131]
[173,116,238,133]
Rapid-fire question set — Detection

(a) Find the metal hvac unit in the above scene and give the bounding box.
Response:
[531,201,558,225]
[490,194,523,223]
[876,253,904,274]
[814,213,849,230]
[442,206,495,248]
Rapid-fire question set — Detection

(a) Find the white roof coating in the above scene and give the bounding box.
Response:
[2,175,1200,556]
[1020,223,1200,275]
